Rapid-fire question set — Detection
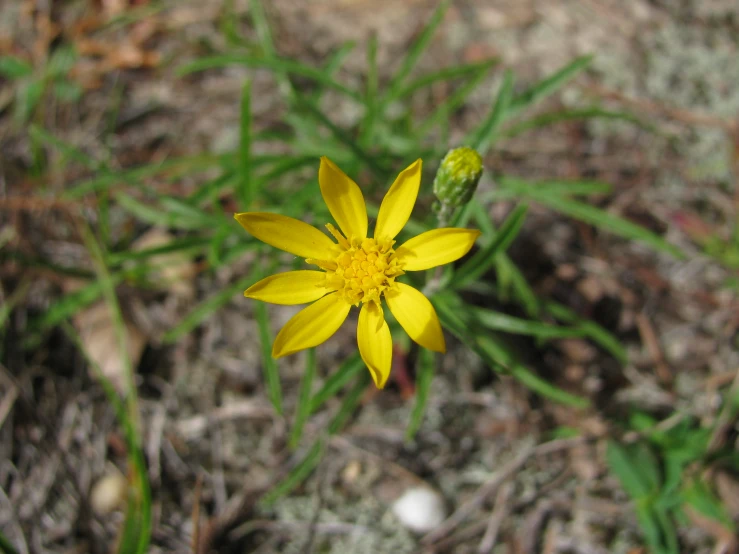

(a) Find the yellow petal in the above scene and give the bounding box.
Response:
[319,157,368,240]
[395,228,482,271]
[272,293,351,357]
[245,271,331,305]
[234,212,335,259]
[374,159,422,241]
[385,282,445,353]
[357,302,392,389]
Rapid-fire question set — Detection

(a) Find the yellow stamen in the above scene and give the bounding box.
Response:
[307,232,405,306]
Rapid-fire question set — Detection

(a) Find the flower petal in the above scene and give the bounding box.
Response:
[385,282,445,353]
[319,157,368,240]
[395,228,482,271]
[245,271,331,305]
[374,159,422,241]
[234,212,335,259]
[357,302,392,389]
[272,293,351,357]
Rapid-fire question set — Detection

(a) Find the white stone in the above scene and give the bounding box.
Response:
[391,487,447,533]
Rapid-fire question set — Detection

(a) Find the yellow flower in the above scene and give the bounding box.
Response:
[235,157,481,389]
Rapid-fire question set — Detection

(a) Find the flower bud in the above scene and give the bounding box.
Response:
[433,147,483,210]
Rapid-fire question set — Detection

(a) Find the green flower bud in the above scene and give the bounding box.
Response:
[433,147,483,209]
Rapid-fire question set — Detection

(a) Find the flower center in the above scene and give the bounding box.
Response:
[307,224,404,306]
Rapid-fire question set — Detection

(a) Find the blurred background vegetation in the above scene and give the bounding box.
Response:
[1,1,738,553]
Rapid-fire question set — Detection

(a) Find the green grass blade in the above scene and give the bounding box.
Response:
[385,0,452,101]
[468,69,515,155]
[0,531,20,554]
[260,440,326,507]
[297,99,388,177]
[433,293,589,408]
[454,203,528,288]
[391,59,498,102]
[178,55,362,102]
[417,65,492,136]
[0,55,33,79]
[470,306,586,340]
[238,80,254,208]
[504,106,656,137]
[497,176,612,197]
[309,353,364,414]
[525,193,683,258]
[289,349,316,449]
[406,348,434,440]
[248,0,295,102]
[509,55,593,114]
[29,124,100,169]
[360,33,379,145]
[78,223,151,553]
[33,275,123,331]
[163,268,265,343]
[543,300,627,363]
[255,303,283,416]
[327,370,370,435]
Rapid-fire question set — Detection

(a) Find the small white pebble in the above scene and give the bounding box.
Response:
[391,487,446,533]
[90,470,128,515]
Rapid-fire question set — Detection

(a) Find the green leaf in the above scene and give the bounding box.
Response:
[238,79,254,208]
[309,353,364,414]
[522,192,683,258]
[470,306,587,340]
[468,69,515,155]
[496,176,612,197]
[255,303,283,416]
[53,80,83,103]
[543,300,627,363]
[178,54,362,102]
[14,80,44,123]
[289,349,317,449]
[454,203,528,288]
[45,46,77,78]
[163,269,265,343]
[391,59,498,102]
[29,124,100,169]
[327,370,370,435]
[682,479,735,531]
[384,0,452,101]
[417,65,492,136]
[606,440,661,499]
[406,348,434,440]
[260,440,326,507]
[433,293,589,408]
[33,275,123,331]
[0,55,33,78]
[504,106,657,137]
[509,55,593,114]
